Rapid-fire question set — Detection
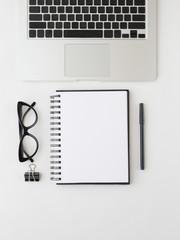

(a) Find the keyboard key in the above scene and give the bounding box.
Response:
[114,7,121,13]
[64,30,103,38]
[100,14,107,21]
[38,0,44,5]
[90,7,97,13]
[42,6,48,12]
[98,7,105,13]
[120,22,127,29]
[54,30,62,37]
[122,33,129,38]
[88,22,95,29]
[72,22,79,28]
[122,7,129,13]
[68,14,75,21]
[135,0,145,5]
[54,0,60,5]
[92,14,98,21]
[46,29,52,37]
[116,14,123,21]
[126,0,133,5]
[58,7,64,13]
[133,14,145,21]
[78,0,84,5]
[62,0,68,5]
[29,22,46,28]
[44,14,50,21]
[48,22,54,28]
[139,7,145,13]
[130,7,137,13]
[110,0,117,5]
[139,33,145,38]
[124,14,131,21]
[104,30,113,38]
[70,0,76,5]
[96,22,103,29]
[108,15,115,21]
[106,7,113,13]
[64,22,71,28]
[74,7,81,13]
[56,22,62,28]
[76,14,82,21]
[46,0,52,5]
[29,7,40,13]
[52,14,58,21]
[29,14,42,21]
[128,22,145,29]
[82,7,89,13]
[104,22,111,29]
[50,7,56,13]
[37,30,44,37]
[80,22,87,29]
[86,0,93,5]
[84,14,91,21]
[60,14,66,21]
[114,30,121,38]
[118,0,125,5]
[29,30,36,37]
[66,7,73,13]
[94,0,101,5]
[30,0,36,5]
[102,0,108,5]
[112,22,119,29]
[130,30,137,38]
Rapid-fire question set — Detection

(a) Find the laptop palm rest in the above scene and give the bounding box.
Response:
[65,44,110,78]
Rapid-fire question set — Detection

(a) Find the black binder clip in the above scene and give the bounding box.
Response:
[24,164,40,182]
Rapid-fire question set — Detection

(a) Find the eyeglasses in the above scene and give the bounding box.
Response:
[17,101,39,163]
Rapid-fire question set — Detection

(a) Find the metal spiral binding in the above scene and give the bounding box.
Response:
[50,94,61,182]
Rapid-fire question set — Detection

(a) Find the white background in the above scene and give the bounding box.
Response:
[0,0,180,239]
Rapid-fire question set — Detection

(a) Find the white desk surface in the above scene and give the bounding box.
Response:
[0,1,180,239]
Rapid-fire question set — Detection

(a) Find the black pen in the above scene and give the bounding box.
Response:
[139,103,144,170]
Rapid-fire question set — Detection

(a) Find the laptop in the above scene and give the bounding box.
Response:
[16,0,156,82]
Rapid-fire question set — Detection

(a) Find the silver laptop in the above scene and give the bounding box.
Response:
[17,0,156,81]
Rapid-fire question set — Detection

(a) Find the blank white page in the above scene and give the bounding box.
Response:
[57,90,129,184]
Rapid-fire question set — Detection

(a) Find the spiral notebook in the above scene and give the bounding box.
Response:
[50,90,130,184]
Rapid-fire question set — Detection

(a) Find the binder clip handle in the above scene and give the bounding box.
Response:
[24,164,40,182]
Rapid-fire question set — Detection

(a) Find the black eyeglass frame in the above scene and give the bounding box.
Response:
[17,101,39,163]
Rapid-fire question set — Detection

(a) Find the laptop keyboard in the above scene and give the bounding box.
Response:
[28,0,147,39]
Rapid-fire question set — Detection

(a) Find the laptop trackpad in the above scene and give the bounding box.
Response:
[65,44,110,77]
